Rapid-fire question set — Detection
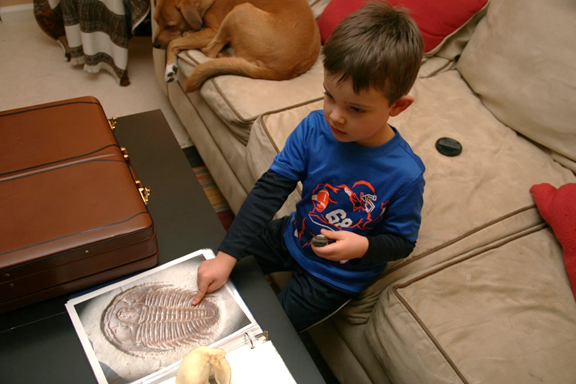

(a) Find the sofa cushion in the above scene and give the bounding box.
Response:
[316,0,489,56]
[366,227,576,383]
[176,50,325,145]
[457,0,576,173]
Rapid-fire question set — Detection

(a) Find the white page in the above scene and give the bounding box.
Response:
[225,341,296,384]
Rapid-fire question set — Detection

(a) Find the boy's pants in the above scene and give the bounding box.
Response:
[246,217,357,332]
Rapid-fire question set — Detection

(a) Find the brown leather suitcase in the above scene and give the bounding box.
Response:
[0,97,159,313]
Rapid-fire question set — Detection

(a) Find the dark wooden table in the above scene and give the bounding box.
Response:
[0,110,325,384]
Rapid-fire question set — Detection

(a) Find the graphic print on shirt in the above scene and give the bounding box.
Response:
[297,181,389,249]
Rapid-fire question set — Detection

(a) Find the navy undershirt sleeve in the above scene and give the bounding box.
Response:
[359,234,415,265]
[218,169,298,259]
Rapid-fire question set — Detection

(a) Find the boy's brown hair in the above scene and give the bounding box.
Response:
[322,1,424,104]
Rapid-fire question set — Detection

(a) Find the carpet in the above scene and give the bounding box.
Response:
[183,146,235,232]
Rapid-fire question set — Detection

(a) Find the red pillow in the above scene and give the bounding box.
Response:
[317,0,489,53]
[530,183,576,300]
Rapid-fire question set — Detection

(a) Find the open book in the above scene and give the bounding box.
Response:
[66,249,296,384]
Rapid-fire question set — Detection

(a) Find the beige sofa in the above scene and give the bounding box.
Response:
[151,0,576,382]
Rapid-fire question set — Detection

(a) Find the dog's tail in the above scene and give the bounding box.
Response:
[184,57,287,93]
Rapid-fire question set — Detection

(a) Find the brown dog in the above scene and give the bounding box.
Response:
[153,0,321,92]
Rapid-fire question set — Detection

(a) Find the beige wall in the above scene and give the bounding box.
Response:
[0,0,31,7]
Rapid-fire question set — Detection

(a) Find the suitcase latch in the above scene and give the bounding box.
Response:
[136,180,151,205]
[108,117,117,131]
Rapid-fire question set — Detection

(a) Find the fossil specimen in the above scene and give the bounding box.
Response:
[176,346,231,384]
[102,284,220,355]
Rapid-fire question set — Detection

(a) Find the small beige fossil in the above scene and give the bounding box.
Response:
[176,346,231,384]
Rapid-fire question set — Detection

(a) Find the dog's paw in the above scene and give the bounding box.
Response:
[164,63,178,82]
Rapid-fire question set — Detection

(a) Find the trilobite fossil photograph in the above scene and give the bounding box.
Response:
[68,251,252,384]
[102,284,221,356]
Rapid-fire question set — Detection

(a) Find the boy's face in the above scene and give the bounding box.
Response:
[323,72,413,147]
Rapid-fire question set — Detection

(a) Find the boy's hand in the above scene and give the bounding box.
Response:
[192,251,237,305]
[311,229,368,262]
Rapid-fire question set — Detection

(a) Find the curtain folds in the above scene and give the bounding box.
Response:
[33,0,150,86]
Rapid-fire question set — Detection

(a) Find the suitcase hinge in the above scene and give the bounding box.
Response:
[136,180,151,205]
[120,147,130,163]
[108,117,117,131]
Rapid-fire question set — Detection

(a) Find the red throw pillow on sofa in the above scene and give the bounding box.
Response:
[530,183,576,300]
[317,0,489,53]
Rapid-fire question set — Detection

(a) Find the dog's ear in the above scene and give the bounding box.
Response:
[177,0,203,30]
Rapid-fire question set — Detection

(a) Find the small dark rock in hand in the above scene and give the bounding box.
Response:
[311,234,328,247]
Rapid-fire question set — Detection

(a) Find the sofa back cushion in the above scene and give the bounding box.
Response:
[317,0,489,56]
[457,0,576,172]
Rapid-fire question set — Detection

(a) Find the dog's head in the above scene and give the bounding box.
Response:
[152,0,213,49]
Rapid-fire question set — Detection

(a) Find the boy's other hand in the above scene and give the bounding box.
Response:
[192,251,238,305]
[311,229,368,262]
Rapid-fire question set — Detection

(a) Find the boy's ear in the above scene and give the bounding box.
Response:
[389,95,414,117]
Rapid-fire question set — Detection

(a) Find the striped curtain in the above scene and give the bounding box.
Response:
[34,0,150,86]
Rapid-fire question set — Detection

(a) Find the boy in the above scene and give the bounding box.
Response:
[192,1,425,332]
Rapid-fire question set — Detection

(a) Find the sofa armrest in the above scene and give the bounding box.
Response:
[150,0,167,95]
